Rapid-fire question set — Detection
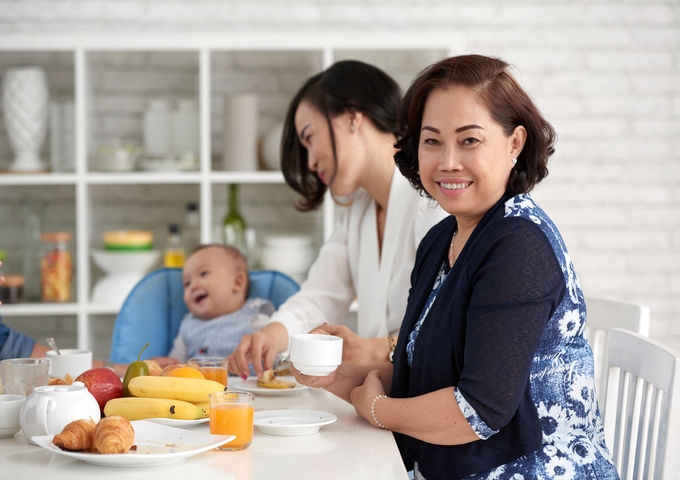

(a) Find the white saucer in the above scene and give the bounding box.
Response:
[230,376,310,396]
[145,417,209,428]
[254,409,337,436]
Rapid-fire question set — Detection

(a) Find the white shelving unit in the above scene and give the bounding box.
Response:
[0,33,452,354]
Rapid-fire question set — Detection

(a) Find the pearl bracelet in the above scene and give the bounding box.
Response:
[371,394,389,429]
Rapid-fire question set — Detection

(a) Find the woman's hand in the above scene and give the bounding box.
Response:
[228,322,289,379]
[290,362,337,389]
[310,324,390,364]
[350,369,386,427]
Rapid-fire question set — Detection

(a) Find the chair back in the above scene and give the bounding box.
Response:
[602,328,680,479]
[585,296,651,405]
[109,268,299,363]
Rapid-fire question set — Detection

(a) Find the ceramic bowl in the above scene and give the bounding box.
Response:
[0,394,26,438]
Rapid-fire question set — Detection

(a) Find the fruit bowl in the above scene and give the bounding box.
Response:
[90,250,161,306]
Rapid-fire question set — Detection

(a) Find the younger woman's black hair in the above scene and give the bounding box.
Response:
[280,60,402,211]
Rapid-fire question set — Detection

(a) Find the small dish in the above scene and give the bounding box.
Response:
[254,410,337,436]
[32,420,234,467]
[230,376,310,396]
[145,417,209,428]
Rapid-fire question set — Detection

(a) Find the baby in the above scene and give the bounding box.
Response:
[161,244,274,363]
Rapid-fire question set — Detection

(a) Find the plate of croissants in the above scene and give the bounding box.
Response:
[32,416,235,467]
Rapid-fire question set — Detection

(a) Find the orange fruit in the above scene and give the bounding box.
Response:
[167,366,205,379]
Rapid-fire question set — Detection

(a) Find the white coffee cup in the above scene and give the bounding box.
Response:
[0,394,26,438]
[289,334,343,376]
[46,349,92,379]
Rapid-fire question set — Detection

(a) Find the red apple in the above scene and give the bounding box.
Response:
[75,367,124,414]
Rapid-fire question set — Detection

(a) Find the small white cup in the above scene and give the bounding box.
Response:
[0,394,26,438]
[289,334,343,376]
[46,349,92,379]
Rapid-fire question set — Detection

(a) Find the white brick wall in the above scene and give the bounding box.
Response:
[0,0,679,357]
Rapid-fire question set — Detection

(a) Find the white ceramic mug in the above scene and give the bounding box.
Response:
[289,334,343,376]
[46,349,92,379]
[0,394,26,438]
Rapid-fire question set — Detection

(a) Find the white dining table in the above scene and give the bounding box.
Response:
[0,386,410,480]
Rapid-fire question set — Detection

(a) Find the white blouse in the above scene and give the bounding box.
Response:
[273,170,447,340]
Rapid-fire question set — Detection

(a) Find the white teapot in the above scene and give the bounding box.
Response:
[19,382,101,444]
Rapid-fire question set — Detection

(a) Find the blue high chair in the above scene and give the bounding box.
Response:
[109,268,300,363]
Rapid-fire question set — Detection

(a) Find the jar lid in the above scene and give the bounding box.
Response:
[41,232,72,243]
[3,275,24,287]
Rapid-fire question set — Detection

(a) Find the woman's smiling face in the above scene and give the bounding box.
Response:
[417,86,525,226]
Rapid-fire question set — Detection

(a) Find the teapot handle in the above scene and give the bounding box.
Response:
[35,395,53,436]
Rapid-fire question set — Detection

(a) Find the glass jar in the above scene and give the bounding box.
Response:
[0,275,24,303]
[40,232,72,302]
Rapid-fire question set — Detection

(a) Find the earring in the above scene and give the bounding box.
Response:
[350,124,355,132]
[511,158,517,165]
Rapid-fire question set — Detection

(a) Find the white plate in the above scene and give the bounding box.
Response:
[231,376,310,396]
[254,409,337,436]
[32,420,234,467]
[145,417,209,428]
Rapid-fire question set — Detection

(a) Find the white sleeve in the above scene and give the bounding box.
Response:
[269,208,356,339]
[167,335,188,363]
[251,313,272,332]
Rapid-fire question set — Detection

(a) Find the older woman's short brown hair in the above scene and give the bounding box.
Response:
[394,54,556,197]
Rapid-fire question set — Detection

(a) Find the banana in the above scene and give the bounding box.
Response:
[127,375,226,404]
[193,401,210,418]
[104,397,203,421]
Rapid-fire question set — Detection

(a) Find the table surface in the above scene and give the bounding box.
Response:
[0,386,409,480]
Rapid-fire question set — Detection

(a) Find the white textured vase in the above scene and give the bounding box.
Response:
[2,67,49,172]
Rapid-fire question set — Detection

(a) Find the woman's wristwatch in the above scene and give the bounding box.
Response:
[387,336,397,362]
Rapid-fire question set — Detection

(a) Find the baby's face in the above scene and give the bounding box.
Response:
[182,246,246,320]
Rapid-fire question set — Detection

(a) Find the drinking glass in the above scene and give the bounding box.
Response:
[0,358,50,396]
[188,356,228,386]
[209,391,254,451]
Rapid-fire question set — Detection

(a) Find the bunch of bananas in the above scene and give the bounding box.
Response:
[104,376,224,421]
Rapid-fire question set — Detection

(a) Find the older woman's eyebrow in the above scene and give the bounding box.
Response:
[421,124,484,134]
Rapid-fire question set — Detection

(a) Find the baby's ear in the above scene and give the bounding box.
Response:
[233,270,247,293]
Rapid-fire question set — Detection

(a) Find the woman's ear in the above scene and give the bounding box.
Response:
[509,125,527,158]
[348,109,364,132]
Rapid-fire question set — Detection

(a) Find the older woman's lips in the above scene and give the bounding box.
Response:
[439,181,471,190]
[318,172,327,184]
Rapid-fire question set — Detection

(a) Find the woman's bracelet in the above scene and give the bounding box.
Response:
[371,394,389,429]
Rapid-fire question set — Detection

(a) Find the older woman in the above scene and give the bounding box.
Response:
[293,55,618,479]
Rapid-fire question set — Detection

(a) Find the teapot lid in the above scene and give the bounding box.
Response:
[33,381,88,394]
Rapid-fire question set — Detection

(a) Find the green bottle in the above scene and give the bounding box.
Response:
[222,184,248,256]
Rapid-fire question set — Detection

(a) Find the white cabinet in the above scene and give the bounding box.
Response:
[0,34,450,358]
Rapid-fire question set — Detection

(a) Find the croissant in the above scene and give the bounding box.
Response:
[53,418,97,452]
[93,415,135,454]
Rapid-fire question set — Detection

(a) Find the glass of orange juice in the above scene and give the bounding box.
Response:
[209,391,254,451]
[188,356,228,386]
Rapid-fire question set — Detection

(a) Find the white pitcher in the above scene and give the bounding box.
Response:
[19,382,101,444]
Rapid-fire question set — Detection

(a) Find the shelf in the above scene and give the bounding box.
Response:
[86,172,202,184]
[0,302,79,316]
[0,173,77,185]
[209,171,284,184]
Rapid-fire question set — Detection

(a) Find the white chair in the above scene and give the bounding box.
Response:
[602,328,680,479]
[585,296,651,405]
